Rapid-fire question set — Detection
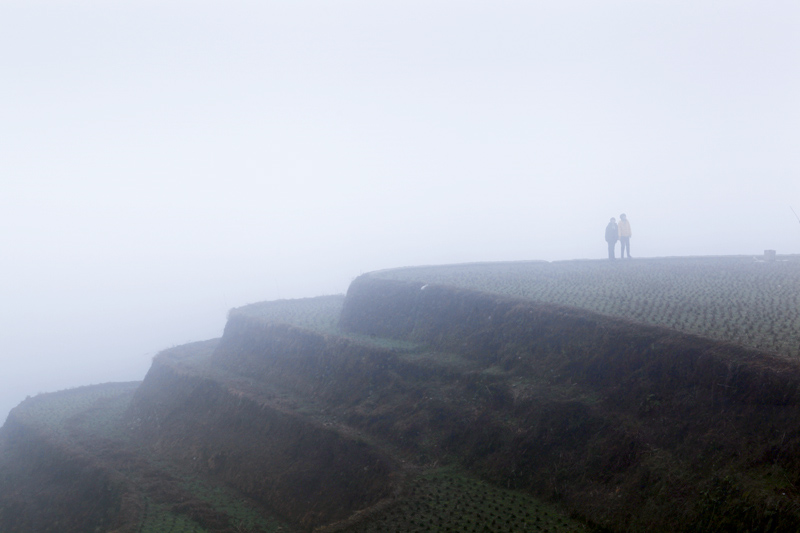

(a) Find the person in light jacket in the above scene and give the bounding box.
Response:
[618,213,632,259]
[605,217,618,260]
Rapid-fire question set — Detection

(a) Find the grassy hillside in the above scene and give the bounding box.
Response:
[0,344,291,533]
[336,266,800,531]
[4,257,800,532]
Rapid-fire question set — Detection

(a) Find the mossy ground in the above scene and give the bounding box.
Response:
[343,466,587,533]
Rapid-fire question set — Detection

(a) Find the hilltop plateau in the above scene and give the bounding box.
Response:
[3,256,800,532]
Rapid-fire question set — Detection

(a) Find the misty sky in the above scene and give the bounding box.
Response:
[1,1,799,422]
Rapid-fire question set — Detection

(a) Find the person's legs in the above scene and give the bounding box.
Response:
[608,241,616,259]
[620,237,630,258]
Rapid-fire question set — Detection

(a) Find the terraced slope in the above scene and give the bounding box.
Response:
[338,268,800,531]
[373,256,800,357]
[161,296,590,531]
[0,344,291,533]
[5,257,800,532]
[1,292,589,532]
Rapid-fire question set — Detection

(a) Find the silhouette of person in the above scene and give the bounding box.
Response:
[605,217,618,260]
[618,213,632,258]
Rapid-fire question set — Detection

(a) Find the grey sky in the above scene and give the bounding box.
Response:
[1,1,799,421]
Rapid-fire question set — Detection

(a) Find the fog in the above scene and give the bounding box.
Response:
[1,1,798,422]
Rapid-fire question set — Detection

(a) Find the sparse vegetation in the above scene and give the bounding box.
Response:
[232,295,421,352]
[375,257,800,357]
[11,382,139,439]
[2,377,291,533]
[6,258,800,532]
[136,501,209,533]
[134,476,287,533]
[231,295,345,334]
[346,466,587,533]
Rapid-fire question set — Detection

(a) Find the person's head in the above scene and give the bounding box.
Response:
[610,217,616,223]
[620,213,627,220]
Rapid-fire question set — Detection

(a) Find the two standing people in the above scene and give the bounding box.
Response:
[605,214,632,260]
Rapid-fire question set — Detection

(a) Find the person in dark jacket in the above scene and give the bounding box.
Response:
[605,217,618,260]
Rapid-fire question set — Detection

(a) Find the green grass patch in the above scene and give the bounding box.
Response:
[177,476,288,533]
[136,499,209,533]
[12,382,139,439]
[375,257,800,358]
[232,295,345,334]
[344,466,588,532]
[233,295,423,353]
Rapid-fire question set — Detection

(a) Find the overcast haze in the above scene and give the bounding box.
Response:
[1,1,799,422]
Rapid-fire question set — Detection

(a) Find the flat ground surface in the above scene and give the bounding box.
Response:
[373,256,800,357]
